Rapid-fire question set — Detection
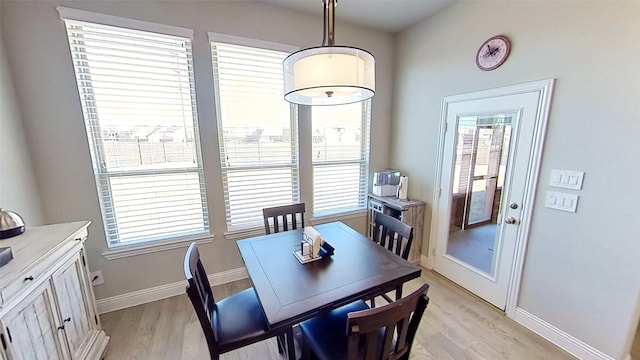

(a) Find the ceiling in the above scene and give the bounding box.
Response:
[258,0,456,33]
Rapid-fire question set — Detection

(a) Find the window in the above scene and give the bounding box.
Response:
[312,101,371,216]
[62,15,209,247]
[210,34,300,231]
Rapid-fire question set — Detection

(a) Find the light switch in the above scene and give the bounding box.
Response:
[545,191,579,212]
[549,170,584,190]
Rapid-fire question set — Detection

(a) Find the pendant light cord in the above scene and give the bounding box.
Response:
[321,0,336,46]
[321,0,327,46]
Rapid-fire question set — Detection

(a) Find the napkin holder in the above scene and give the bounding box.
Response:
[294,226,334,264]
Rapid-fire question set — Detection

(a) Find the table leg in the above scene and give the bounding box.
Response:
[277,334,285,354]
[285,327,296,360]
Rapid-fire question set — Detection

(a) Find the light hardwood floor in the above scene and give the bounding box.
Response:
[100,269,575,360]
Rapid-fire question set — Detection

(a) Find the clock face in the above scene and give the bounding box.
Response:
[476,35,511,71]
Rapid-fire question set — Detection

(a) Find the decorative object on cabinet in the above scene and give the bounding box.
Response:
[0,221,109,359]
[367,194,425,264]
[0,209,25,239]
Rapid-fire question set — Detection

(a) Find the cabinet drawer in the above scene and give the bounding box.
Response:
[0,250,81,308]
[1,263,49,307]
[0,228,87,308]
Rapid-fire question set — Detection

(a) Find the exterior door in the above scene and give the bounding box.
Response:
[433,81,553,310]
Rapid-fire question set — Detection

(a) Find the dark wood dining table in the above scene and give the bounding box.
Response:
[237,221,422,358]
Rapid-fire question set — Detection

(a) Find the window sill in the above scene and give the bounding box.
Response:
[223,210,368,241]
[102,233,214,260]
[224,227,266,241]
[311,209,368,225]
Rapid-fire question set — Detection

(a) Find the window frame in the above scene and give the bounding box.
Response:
[209,33,302,232]
[60,8,211,252]
[311,100,372,217]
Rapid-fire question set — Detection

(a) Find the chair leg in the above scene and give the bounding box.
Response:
[301,333,312,360]
[277,334,285,354]
[395,285,403,300]
[285,327,296,360]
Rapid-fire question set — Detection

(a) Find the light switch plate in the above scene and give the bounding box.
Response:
[545,191,579,212]
[549,170,584,190]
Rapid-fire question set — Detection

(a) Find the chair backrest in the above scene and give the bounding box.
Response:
[262,203,306,234]
[372,212,414,260]
[347,284,429,360]
[184,243,220,359]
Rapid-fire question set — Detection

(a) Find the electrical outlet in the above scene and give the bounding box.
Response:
[90,271,104,286]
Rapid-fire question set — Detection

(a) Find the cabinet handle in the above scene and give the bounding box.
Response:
[24,276,34,282]
[75,237,82,241]
[57,317,72,330]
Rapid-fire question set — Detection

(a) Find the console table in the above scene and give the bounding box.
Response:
[0,221,109,360]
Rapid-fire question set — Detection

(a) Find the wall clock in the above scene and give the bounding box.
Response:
[476,35,511,71]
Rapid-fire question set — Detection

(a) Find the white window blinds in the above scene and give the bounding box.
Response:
[211,36,300,231]
[312,101,371,216]
[62,18,209,247]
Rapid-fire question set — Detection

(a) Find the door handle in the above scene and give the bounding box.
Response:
[504,216,518,225]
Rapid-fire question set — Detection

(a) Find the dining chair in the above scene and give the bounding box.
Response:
[299,283,429,360]
[371,212,414,306]
[184,243,294,360]
[262,203,306,234]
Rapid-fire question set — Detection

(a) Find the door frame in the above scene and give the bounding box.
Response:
[426,79,555,317]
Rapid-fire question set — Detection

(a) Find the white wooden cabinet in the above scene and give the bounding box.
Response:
[0,222,109,360]
[1,281,67,360]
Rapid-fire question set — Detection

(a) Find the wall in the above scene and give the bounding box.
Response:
[0,34,43,226]
[392,2,640,359]
[0,1,393,300]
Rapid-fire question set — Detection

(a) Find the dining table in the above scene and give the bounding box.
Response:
[236,221,422,359]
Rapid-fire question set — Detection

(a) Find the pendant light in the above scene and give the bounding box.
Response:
[283,0,375,106]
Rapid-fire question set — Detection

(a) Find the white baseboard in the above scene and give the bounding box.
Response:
[96,267,248,314]
[625,353,631,360]
[420,255,429,268]
[513,307,615,360]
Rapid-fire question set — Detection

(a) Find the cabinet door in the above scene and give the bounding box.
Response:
[52,255,95,360]
[1,282,68,360]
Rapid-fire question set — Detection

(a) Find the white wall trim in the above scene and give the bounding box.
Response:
[626,353,631,360]
[504,79,555,317]
[96,267,248,314]
[208,32,299,53]
[513,307,615,360]
[420,254,429,269]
